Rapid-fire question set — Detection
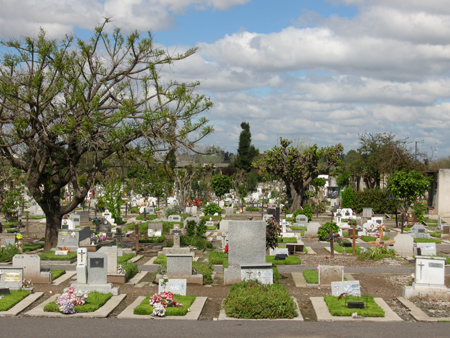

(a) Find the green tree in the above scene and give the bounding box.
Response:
[234,122,259,172]
[102,171,124,224]
[0,160,24,221]
[256,138,343,212]
[0,20,213,250]
[386,169,430,214]
[210,174,232,200]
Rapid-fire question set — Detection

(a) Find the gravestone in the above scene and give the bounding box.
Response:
[87,252,108,284]
[319,265,344,285]
[98,246,118,275]
[225,207,234,215]
[162,230,192,255]
[305,222,321,237]
[393,234,414,256]
[280,219,289,233]
[76,248,88,284]
[0,233,16,247]
[341,208,353,218]
[224,220,273,285]
[267,207,280,223]
[163,254,202,284]
[96,217,112,234]
[168,215,182,222]
[362,208,373,218]
[205,221,215,228]
[147,222,163,237]
[158,278,187,296]
[331,280,361,297]
[416,242,437,256]
[295,214,308,225]
[56,227,91,251]
[12,254,52,284]
[76,210,90,223]
[403,256,450,300]
[410,224,430,239]
[0,267,23,290]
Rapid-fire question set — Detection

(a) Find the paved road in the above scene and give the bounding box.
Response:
[1,317,449,338]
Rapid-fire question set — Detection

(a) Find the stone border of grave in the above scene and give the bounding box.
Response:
[291,272,355,288]
[310,297,403,322]
[117,296,207,320]
[24,294,126,318]
[0,292,43,317]
[397,297,450,322]
[52,271,76,286]
[217,298,304,321]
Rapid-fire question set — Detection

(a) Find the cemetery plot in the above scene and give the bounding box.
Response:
[133,293,196,316]
[0,290,30,312]
[43,291,113,314]
[323,295,385,317]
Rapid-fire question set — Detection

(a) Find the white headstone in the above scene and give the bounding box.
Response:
[394,234,414,256]
[417,242,437,256]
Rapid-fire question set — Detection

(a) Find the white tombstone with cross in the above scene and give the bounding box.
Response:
[76,248,88,284]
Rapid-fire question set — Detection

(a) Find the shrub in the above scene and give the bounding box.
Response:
[292,206,313,222]
[0,244,21,262]
[266,217,281,249]
[341,187,354,209]
[317,222,340,241]
[358,246,396,261]
[180,236,212,250]
[204,203,222,215]
[223,281,298,319]
[122,261,139,281]
[352,189,401,214]
[245,207,260,212]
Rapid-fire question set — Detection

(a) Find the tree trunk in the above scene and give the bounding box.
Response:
[43,209,63,251]
[289,184,303,213]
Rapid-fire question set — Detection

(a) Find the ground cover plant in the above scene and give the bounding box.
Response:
[117,253,135,265]
[0,244,21,262]
[208,251,228,265]
[23,243,45,252]
[0,290,30,311]
[266,255,301,265]
[360,235,390,242]
[44,292,112,313]
[192,261,214,285]
[334,245,362,254]
[324,295,385,317]
[223,280,298,319]
[39,251,77,261]
[303,269,319,284]
[122,262,139,281]
[429,232,441,238]
[133,294,196,316]
[136,214,157,221]
[358,246,396,261]
[278,237,298,243]
[290,226,307,231]
[51,269,66,280]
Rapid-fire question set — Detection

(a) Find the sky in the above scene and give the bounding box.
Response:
[1,0,450,159]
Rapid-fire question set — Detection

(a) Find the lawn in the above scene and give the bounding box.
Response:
[414,238,441,244]
[133,294,196,316]
[44,292,112,313]
[39,251,77,261]
[0,290,30,311]
[266,255,301,265]
[334,245,362,254]
[324,295,385,317]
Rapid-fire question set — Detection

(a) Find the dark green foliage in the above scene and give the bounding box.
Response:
[412,202,427,223]
[133,294,196,316]
[292,206,313,222]
[51,269,66,280]
[122,262,139,281]
[186,220,196,237]
[0,244,21,262]
[39,251,77,261]
[163,222,176,235]
[336,172,351,187]
[203,203,222,215]
[266,217,281,250]
[318,222,340,241]
[223,281,298,319]
[192,261,214,285]
[246,171,259,192]
[245,207,260,211]
[341,187,354,209]
[324,295,385,317]
[180,236,212,250]
[352,189,402,214]
[210,174,232,199]
[44,292,112,313]
[234,122,259,172]
[0,290,30,311]
[139,235,165,243]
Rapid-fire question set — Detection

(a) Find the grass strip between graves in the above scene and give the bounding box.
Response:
[134,294,196,316]
[324,295,385,317]
[39,251,77,261]
[51,269,66,280]
[153,254,167,265]
[44,292,113,313]
[290,226,307,231]
[139,235,165,243]
[117,253,135,265]
[334,245,362,254]
[278,237,298,243]
[0,290,30,311]
[223,281,298,319]
[414,238,441,244]
[23,243,45,252]
[266,255,301,265]
[303,269,318,284]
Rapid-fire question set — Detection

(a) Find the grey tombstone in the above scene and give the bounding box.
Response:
[96,217,112,234]
[305,222,321,237]
[296,214,308,225]
[98,246,118,275]
[56,227,91,251]
[331,281,361,297]
[319,265,344,285]
[362,208,373,218]
[76,210,90,223]
[168,215,182,222]
[147,222,163,237]
[0,267,23,290]
[12,254,52,284]
[167,254,192,278]
[172,230,181,248]
[225,207,234,215]
[394,234,414,256]
[219,219,230,233]
[416,242,437,256]
[410,224,430,239]
[158,278,187,296]
[0,233,16,247]
[87,252,108,284]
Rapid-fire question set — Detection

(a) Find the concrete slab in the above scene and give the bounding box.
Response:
[129,255,143,263]
[126,271,148,285]
[311,297,403,322]
[305,246,316,255]
[218,298,303,321]
[53,271,76,285]
[117,296,207,320]
[397,297,450,322]
[144,257,157,265]
[292,272,307,287]
[0,292,44,317]
[25,294,126,318]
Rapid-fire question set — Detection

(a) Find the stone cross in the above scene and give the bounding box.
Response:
[172,230,181,248]
[417,261,425,280]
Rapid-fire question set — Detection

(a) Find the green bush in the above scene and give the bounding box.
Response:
[192,261,214,285]
[358,246,396,261]
[122,261,139,281]
[44,292,112,313]
[133,294,196,316]
[352,189,401,214]
[139,235,166,243]
[292,206,313,222]
[223,281,298,319]
[51,269,66,280]
[317,222,340,241]
[0,290,30,311]
[180,236,212,250]
[0,244,21,262]
[341,187,354,209]
[204,203,222,215]
[324,295,384,317]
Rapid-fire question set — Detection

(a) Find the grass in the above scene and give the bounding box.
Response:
[334,245,362,254]
[117,253,135,265]
[324,295,385,317]
[208,251,228,265]
[303,269,318,284]
[139,235,165,243]
[133,294,196,316]
[51,269,66,280]
[206,226,216,230]
[0,290,30,311]
[136,214,157,221]
[44,292,113,313]
[223,281,298,319]
[429,232,442,238]
[200,215,221,222]
[360,236,390,242]
[153,255,167,265]
[278,237,298,243]
[290,226,307,231]
[23,243,45,252]
[414,238,441,244]
[266,255,301,265]
[39,251,77,261]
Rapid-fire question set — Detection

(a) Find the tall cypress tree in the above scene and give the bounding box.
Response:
[235,122,259,172]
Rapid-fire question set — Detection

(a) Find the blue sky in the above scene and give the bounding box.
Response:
[1,0,450,160]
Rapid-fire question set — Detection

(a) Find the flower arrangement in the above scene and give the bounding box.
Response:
[90,233,107,242]
[91,216,102,227]
[223,244,229,254]
[58,246,72,253]
[16,233,22,240]
[376,224,386,230]
[22,278,32,288]
[55,287,88,314]
[149,291,183,317]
